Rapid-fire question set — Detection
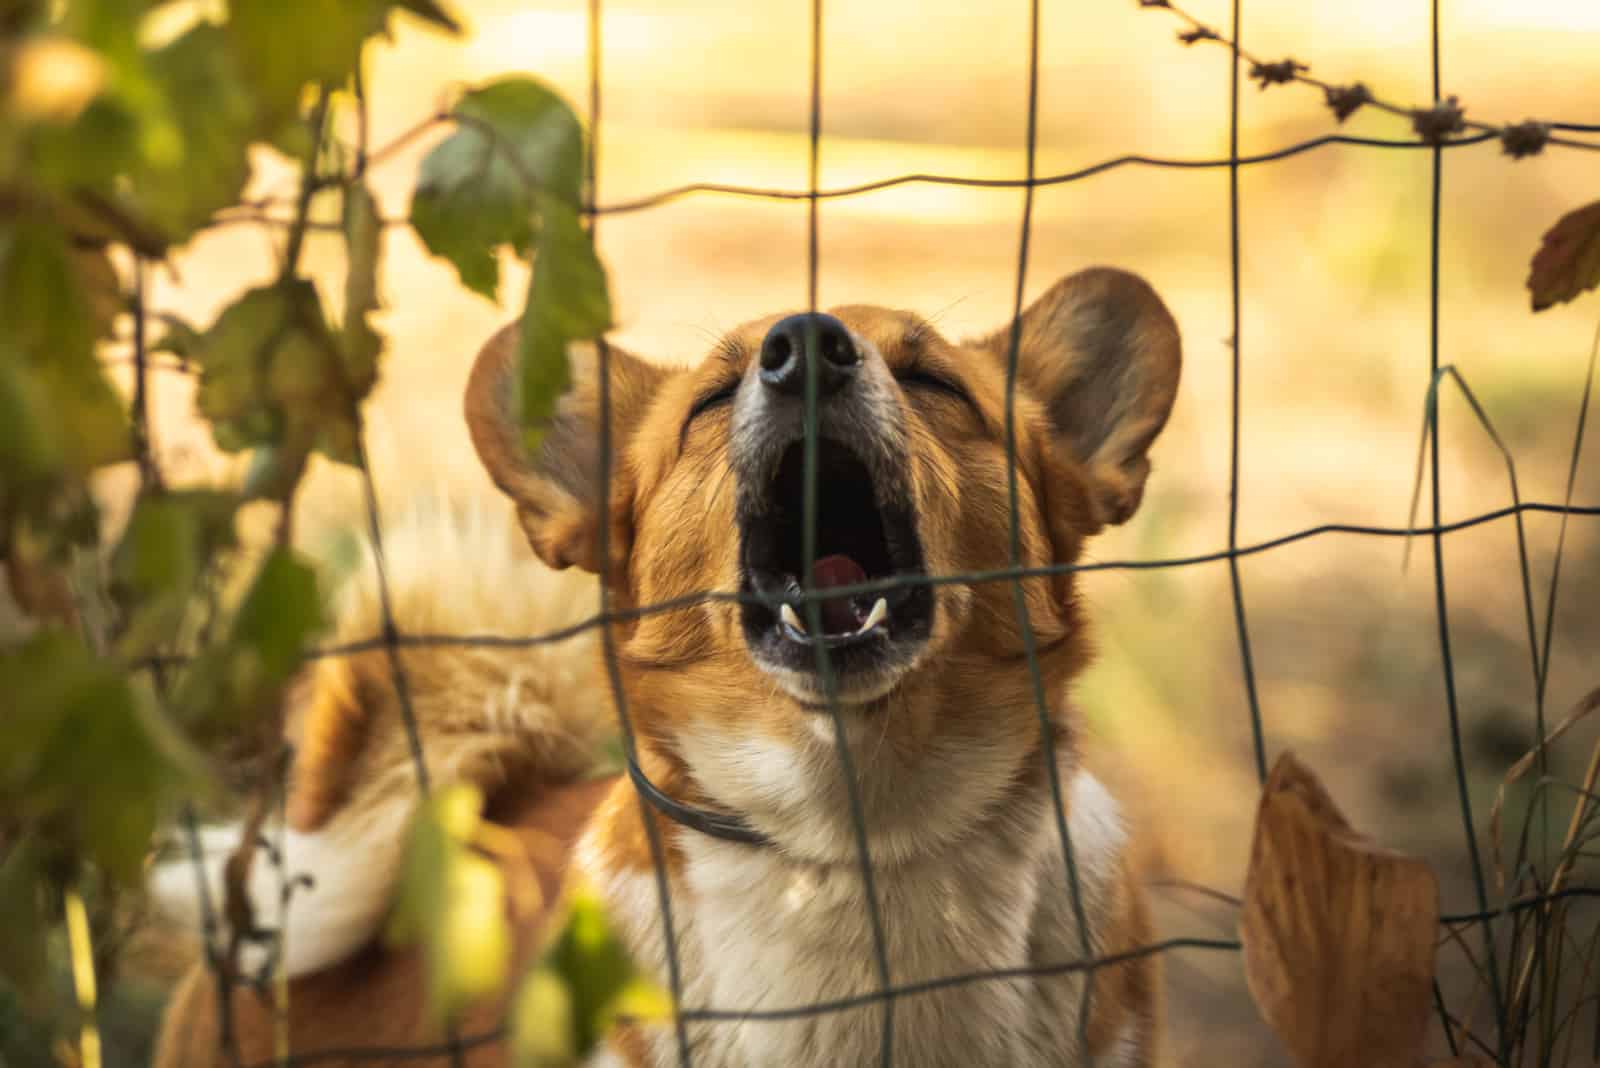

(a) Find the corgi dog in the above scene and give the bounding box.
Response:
[152,266,1181,1067]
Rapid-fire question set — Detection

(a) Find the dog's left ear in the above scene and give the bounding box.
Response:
[978,267,1181,528]
[465,325,665,579]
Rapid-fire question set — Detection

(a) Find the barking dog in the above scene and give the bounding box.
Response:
[153,266,1181,1067]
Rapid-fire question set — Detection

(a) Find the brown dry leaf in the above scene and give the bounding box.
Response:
[1241,751,1441,1068]
[1528,199,1600,311]
[1428,1059,1492,1066]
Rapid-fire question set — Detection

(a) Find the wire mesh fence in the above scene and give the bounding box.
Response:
[112,0,1600,1065]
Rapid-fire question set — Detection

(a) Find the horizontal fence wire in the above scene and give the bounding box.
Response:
[229,888,1600,1067]
[204,130,1600,236]
[133,0,1600,1065]
[125,501,1600,673]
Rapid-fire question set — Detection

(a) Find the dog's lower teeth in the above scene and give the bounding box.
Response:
[857,597,888,634]
[779,597,886,639]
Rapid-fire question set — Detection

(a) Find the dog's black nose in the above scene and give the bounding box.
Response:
[758,313,858,397]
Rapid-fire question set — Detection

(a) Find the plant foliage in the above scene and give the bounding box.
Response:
[0,0,632,1054]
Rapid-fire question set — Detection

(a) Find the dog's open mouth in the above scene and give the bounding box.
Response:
[739,437,933,696]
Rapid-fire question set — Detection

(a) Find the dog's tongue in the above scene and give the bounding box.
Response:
[812,554,866,633]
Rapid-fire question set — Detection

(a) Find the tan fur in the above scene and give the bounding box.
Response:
[154,267,1180,1067]
[286,497,611,833]
[146,498,615,982]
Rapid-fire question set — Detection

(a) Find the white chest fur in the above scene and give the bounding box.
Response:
[581,768,1130,1068]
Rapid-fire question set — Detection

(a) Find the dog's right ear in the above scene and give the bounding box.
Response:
[975,268,1181,530]
[465,325,665,575]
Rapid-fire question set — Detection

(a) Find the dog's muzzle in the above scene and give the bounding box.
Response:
[729,314,934,703]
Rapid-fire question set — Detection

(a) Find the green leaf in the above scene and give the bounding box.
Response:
[71,242,122,338]
[510,967,577,1068]
[19,86,143,203]
[229,548,323,679]
[0,219,131,480]
[112,492,237,604]
[608,979,672,1028]
[0,838,49,998]
[193,278,374,473]
[395,0,464,33]
[152,315,203,363]
[0,629,207,882]
[457,78,585,204]
[20,21,257,247]
[409,77,584,299]
[130,22,259,242]
[110,491,238,656]
[1528,199,1600,312]
[65,0,153,55]
[0,220,92,357]
[172,547,323,736]
[263,110,316,165]
[193,283,313,450]
[342,181,384,378]
[240,441,312,503]
[29,355,131,476]
[518,194,610,445]
[0,352,65,489]
[226,1,458,131]
[538,884,666,1058]
[387,785,511,1024]
[226,0,386,127]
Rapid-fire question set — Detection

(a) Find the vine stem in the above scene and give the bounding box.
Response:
[281,87,334,280]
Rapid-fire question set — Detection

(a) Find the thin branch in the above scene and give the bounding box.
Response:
[281,88,334,280]
[129,257,165,496]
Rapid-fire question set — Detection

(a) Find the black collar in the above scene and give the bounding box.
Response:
[626,757,772,848]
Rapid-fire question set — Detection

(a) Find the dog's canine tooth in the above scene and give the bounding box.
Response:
[780,603,806,634]
[858,597,888,634]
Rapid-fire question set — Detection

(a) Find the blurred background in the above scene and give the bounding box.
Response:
[76,0,1600,1062]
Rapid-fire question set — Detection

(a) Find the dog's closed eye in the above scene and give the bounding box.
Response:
[688,382,738,422]
[895,366,975,411]
[680,381,739,448]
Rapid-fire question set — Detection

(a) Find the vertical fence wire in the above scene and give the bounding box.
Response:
[998,0,1098,1054]
[353,412,465,1068]
[1423,2,1507,1052]
[136,236,242,1068]
[585,3,695,1065]
[796,1,899,1062]
[1225,0,1268,786]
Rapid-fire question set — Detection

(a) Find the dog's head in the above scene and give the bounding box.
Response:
[467,268,1179,853]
